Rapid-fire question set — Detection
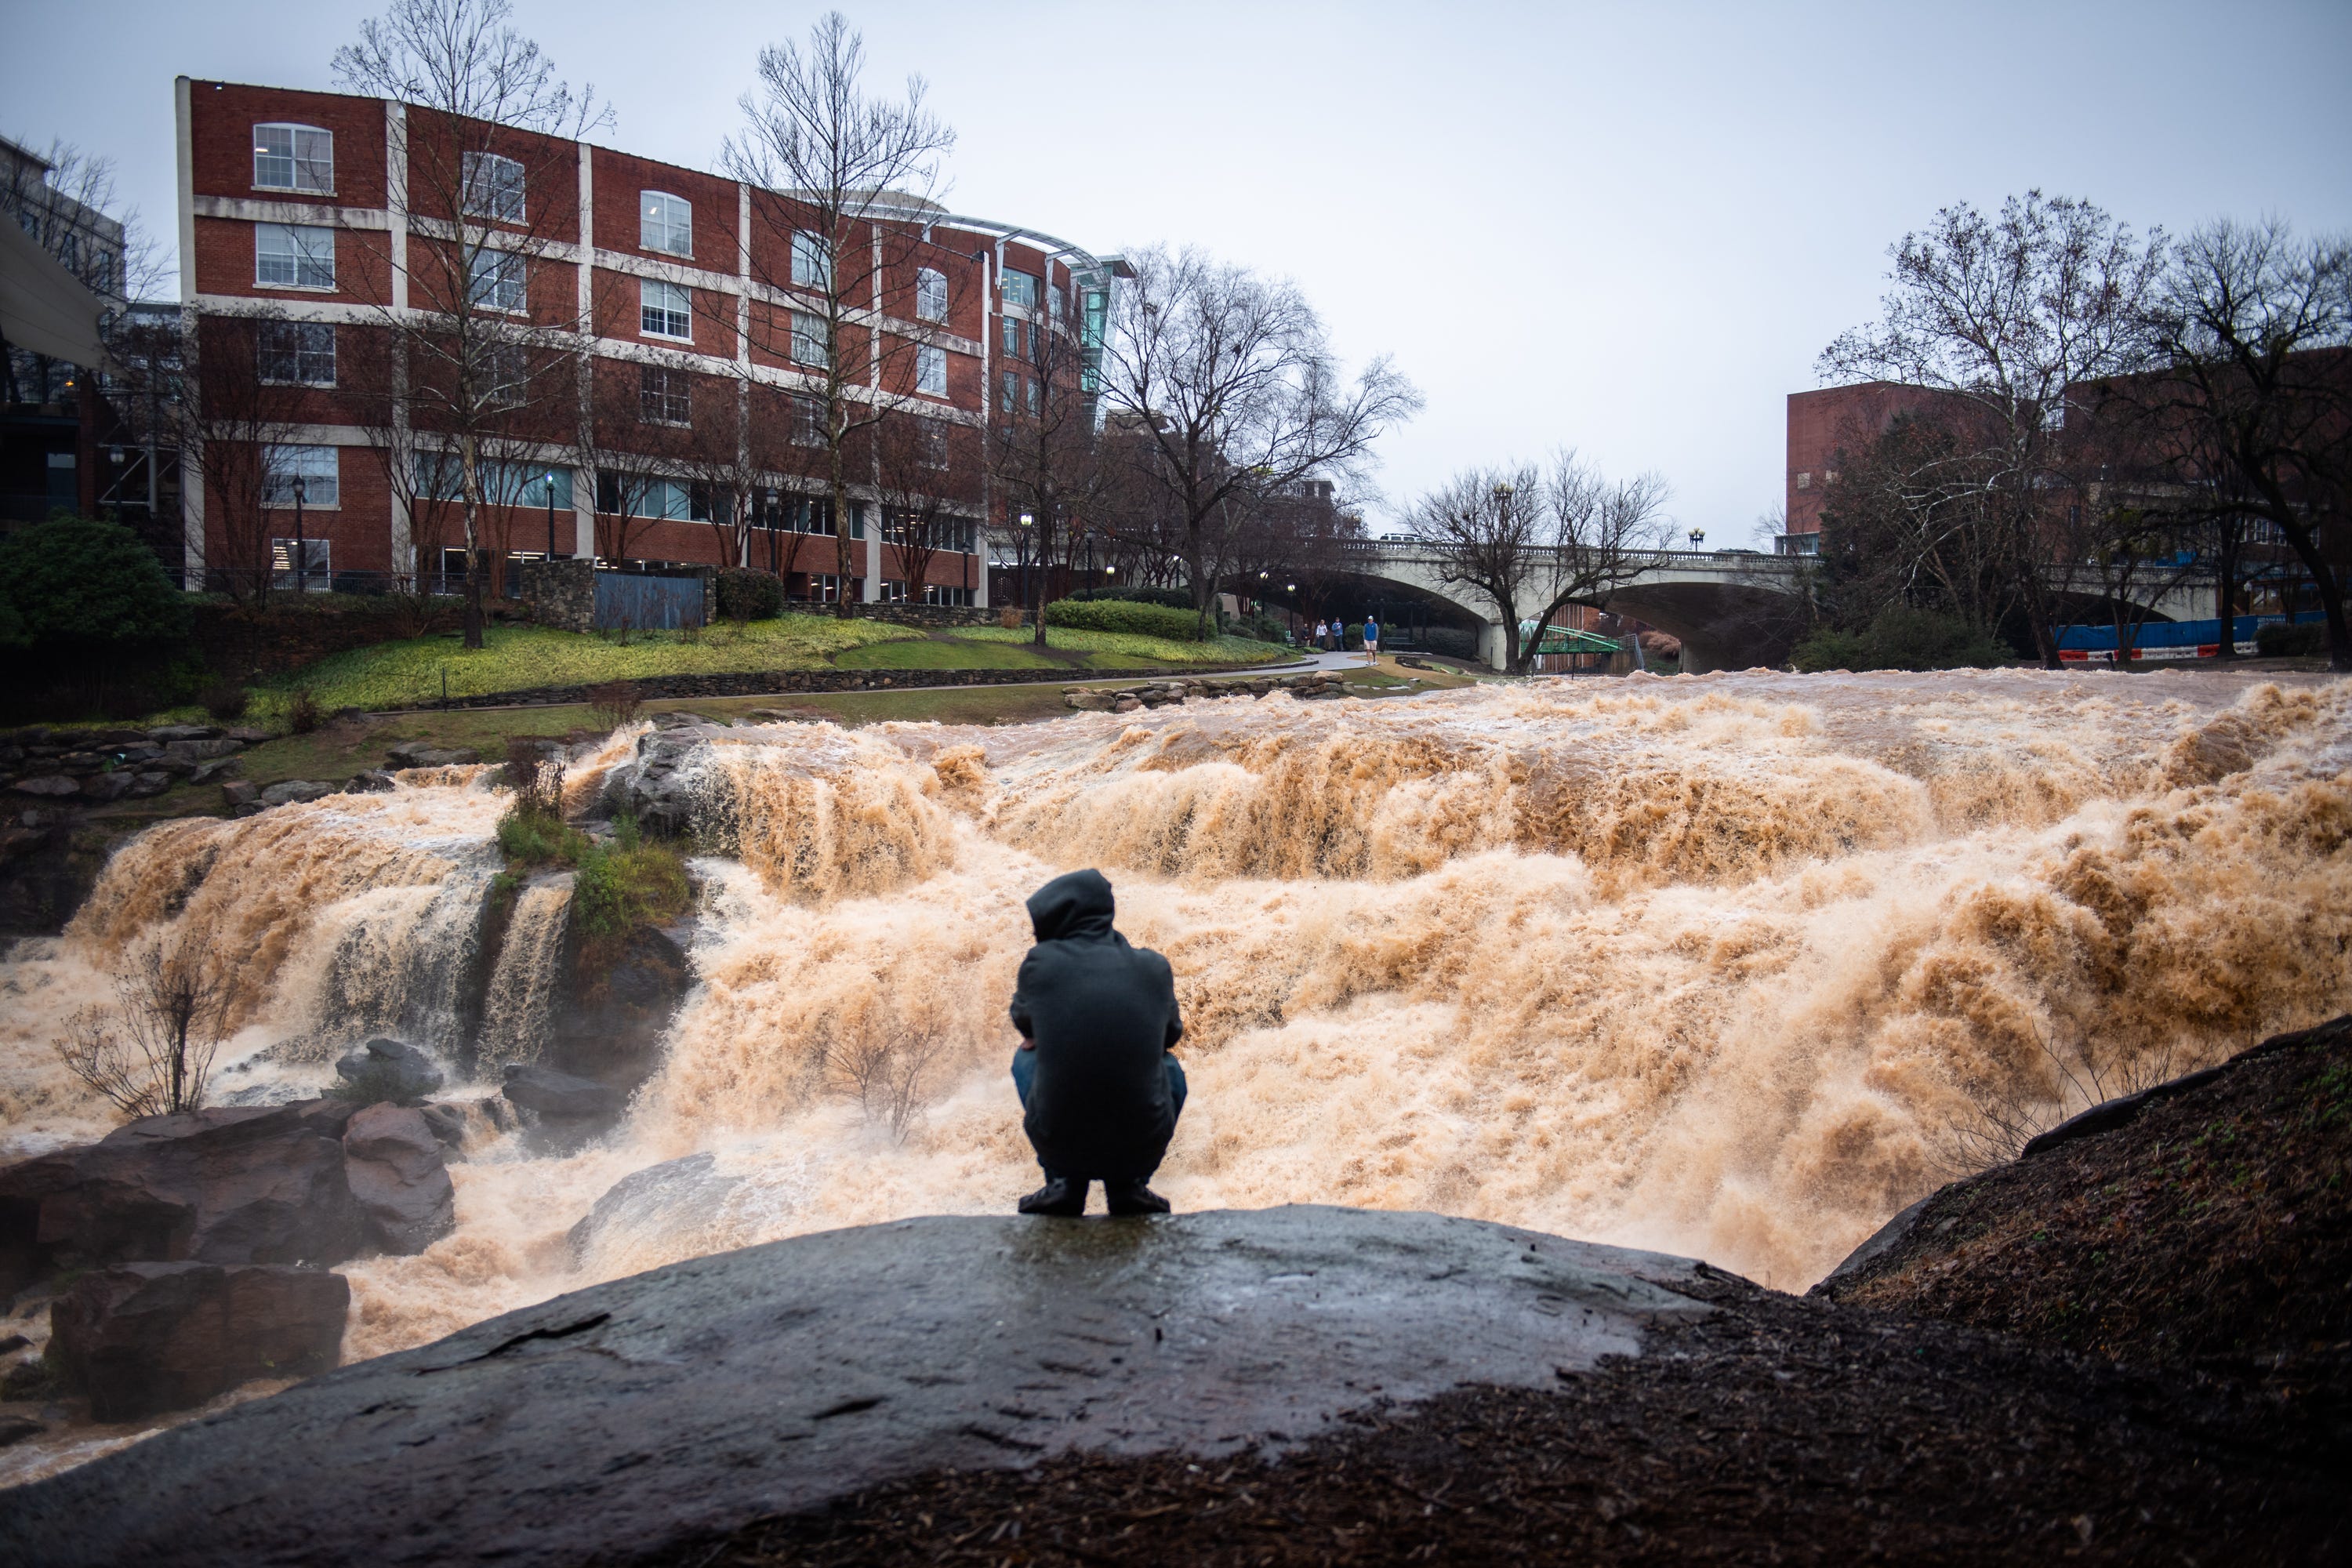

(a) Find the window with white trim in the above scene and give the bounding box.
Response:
[916,344,947,397]
[1001,317,1022,357]
[468,248,526,312]
[790,394,824,447]
[999,368,1018,414]
[640,365,691,426]
[641,278,691,339]
[256,223,335,289]
[263,443,339,506]
[791,311,827,367]
[1001,270,1039,310]
[257,321,336,386]
[916,267,947,323]
[792,231,831,289]
[918,416,949,468]
[270,539,330,582]
[641,191,691,256]
[252,124,333,194]
[484,342,530,408]
[462,152,525,221]
[1025,376,1040,416]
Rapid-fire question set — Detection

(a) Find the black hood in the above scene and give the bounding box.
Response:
[1026,869,1117,942]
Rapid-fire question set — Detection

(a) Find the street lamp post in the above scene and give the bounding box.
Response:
[545,473,560,560]
[1018,511,1034,622]
[292,474,307,596]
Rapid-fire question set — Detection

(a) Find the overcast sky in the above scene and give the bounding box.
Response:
[9,1,2351,533]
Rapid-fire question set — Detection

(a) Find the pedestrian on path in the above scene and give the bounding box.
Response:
[1363,616,1380,663]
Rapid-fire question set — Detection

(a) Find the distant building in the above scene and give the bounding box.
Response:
[1780,380,1955,554]
[173,77,1119,602]
[2,133,125,524]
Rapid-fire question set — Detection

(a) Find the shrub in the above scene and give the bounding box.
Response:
[286,687,322,734]
[200,680,249,721]
[572,839,690,945]
[715,568,785,622]
[1791,608,2010,673]
[587,680,642,731]
[1064,584,1195,611]
[0,515,191,651]
[1044,597,1203,641]
[2255,620,2325,658]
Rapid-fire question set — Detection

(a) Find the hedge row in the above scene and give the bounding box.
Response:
[1044,597,1204,641]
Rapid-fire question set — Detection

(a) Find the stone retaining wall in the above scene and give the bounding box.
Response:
[417,662,1297,711]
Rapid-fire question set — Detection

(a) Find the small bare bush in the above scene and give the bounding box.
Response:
[588,681,642,732]
[1939,1025,2181,1177]
[54,931,231,1120]
[822,1010,948,1144]
[286,687,322,735]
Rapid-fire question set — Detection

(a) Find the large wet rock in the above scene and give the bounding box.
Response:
[543,924,691,1093]
[501,1062,622,1123]
[340,1105,456,1255]
[332,1037,445,1103]
[47,1262,348,1422]
[0,1101,363,1298]
[0,1207,1708,1567]
[567,1152,740,1269]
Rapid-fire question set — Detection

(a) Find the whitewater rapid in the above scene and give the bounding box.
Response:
[4,670,2347,1368]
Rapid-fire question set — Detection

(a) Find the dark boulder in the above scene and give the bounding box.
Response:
[0,1413,42,1447]
[385,742,479,769]
[500,1065,622,1123]
[542,924,690,1094]
[333,1038,445,1104]
[0,1101,363,1299]
[341,1105,456,1255]
[256,780,333,808]
[49,1262,348,1421]
[341,769,397,794]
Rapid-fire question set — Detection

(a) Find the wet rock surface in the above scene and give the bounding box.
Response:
[46,1262,347,1423]
[332,1037,445,1103]
[501,1062,623,1123]
[339,1105,456,1255]
[0,1207,1710,1567]
[0,1101,364,1297]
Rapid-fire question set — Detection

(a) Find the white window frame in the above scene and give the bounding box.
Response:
[484,341,530,408]
[639,365,691,426]
[918,416,949,468]
[462,151,525,222]
[915,266,947,323]
[792,230,831,289]
[791,310,827,368]
[789,394,824,447]
[263,444,339,507]
[257,321,336,387]
[1001,270,1039,310]
[468,247,527,314]
[252,124,333,194]
[916,343,948,397]
[256,223,336,290]
[270,538,331,582]
[641,278,692,341]
[641,191,692,256]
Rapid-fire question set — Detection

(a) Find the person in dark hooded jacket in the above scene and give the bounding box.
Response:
[1007,869,1186,1216]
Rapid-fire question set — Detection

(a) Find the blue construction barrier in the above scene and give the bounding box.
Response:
[2056,612,2324,659]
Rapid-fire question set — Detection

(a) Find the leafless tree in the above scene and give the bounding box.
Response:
[178,310,310,604]
[988,291,1105,641]
[722,11,960,616]
[53,930,232,1120]
[873,409,978,604]
[1096,245,1420,636]
[1411,452,1671,673]
[2138,220,2352,670]
[579,360,694,564]
[822,1006,946,1143]
[1938,1024,2179,1177]
[332,0,609,648]
[1822,192,2169,666]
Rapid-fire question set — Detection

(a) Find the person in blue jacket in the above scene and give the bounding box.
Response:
[1007,869,1187,1217]
[1363,615,1380,662]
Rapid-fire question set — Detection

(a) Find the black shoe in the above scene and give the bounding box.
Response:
[1103,1179,1170,1216]
[1018,1178,1087,1217]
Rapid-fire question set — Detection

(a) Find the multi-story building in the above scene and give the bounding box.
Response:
[1780,380,1954,554]
[173,77,1118,603]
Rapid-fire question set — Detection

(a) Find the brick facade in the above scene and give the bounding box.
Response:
[176,77,1116,608]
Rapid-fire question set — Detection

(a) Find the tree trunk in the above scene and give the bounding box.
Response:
[830,413,855,619]
[459,432,485,651]
[2213,521,2238,662]
[1032,507,1051,648]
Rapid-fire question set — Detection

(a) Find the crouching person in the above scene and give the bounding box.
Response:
[1009,869,1187,1217]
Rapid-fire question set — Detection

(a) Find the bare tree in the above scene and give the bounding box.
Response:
[822,1005,946,1143]
[332,0,609,648]
[1823,192,2169,666]
[722,11,958,617]
[1097,245,1420,636]
[2139,220,2352,671]
[179,310,309,603]
[53,930,231,1120]
[1411,452,1670,673]
[873,409,977,604]
[988,289,1104,641]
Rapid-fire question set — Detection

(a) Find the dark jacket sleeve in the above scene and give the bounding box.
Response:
[1008,949,1038,1039]
[1158,953,1183,1051]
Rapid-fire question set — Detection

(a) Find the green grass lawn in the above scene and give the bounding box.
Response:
[956,626,1290,666]
[832,637,1061,670]
[250,615,920,716]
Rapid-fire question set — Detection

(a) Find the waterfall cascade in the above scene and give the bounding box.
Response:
[2,670,2346,1367]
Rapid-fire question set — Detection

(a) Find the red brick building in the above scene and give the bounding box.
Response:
[173,77,1117,606]
[1781,380,1955,552]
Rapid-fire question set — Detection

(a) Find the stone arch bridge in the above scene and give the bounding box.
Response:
[1317,543,2212,673]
